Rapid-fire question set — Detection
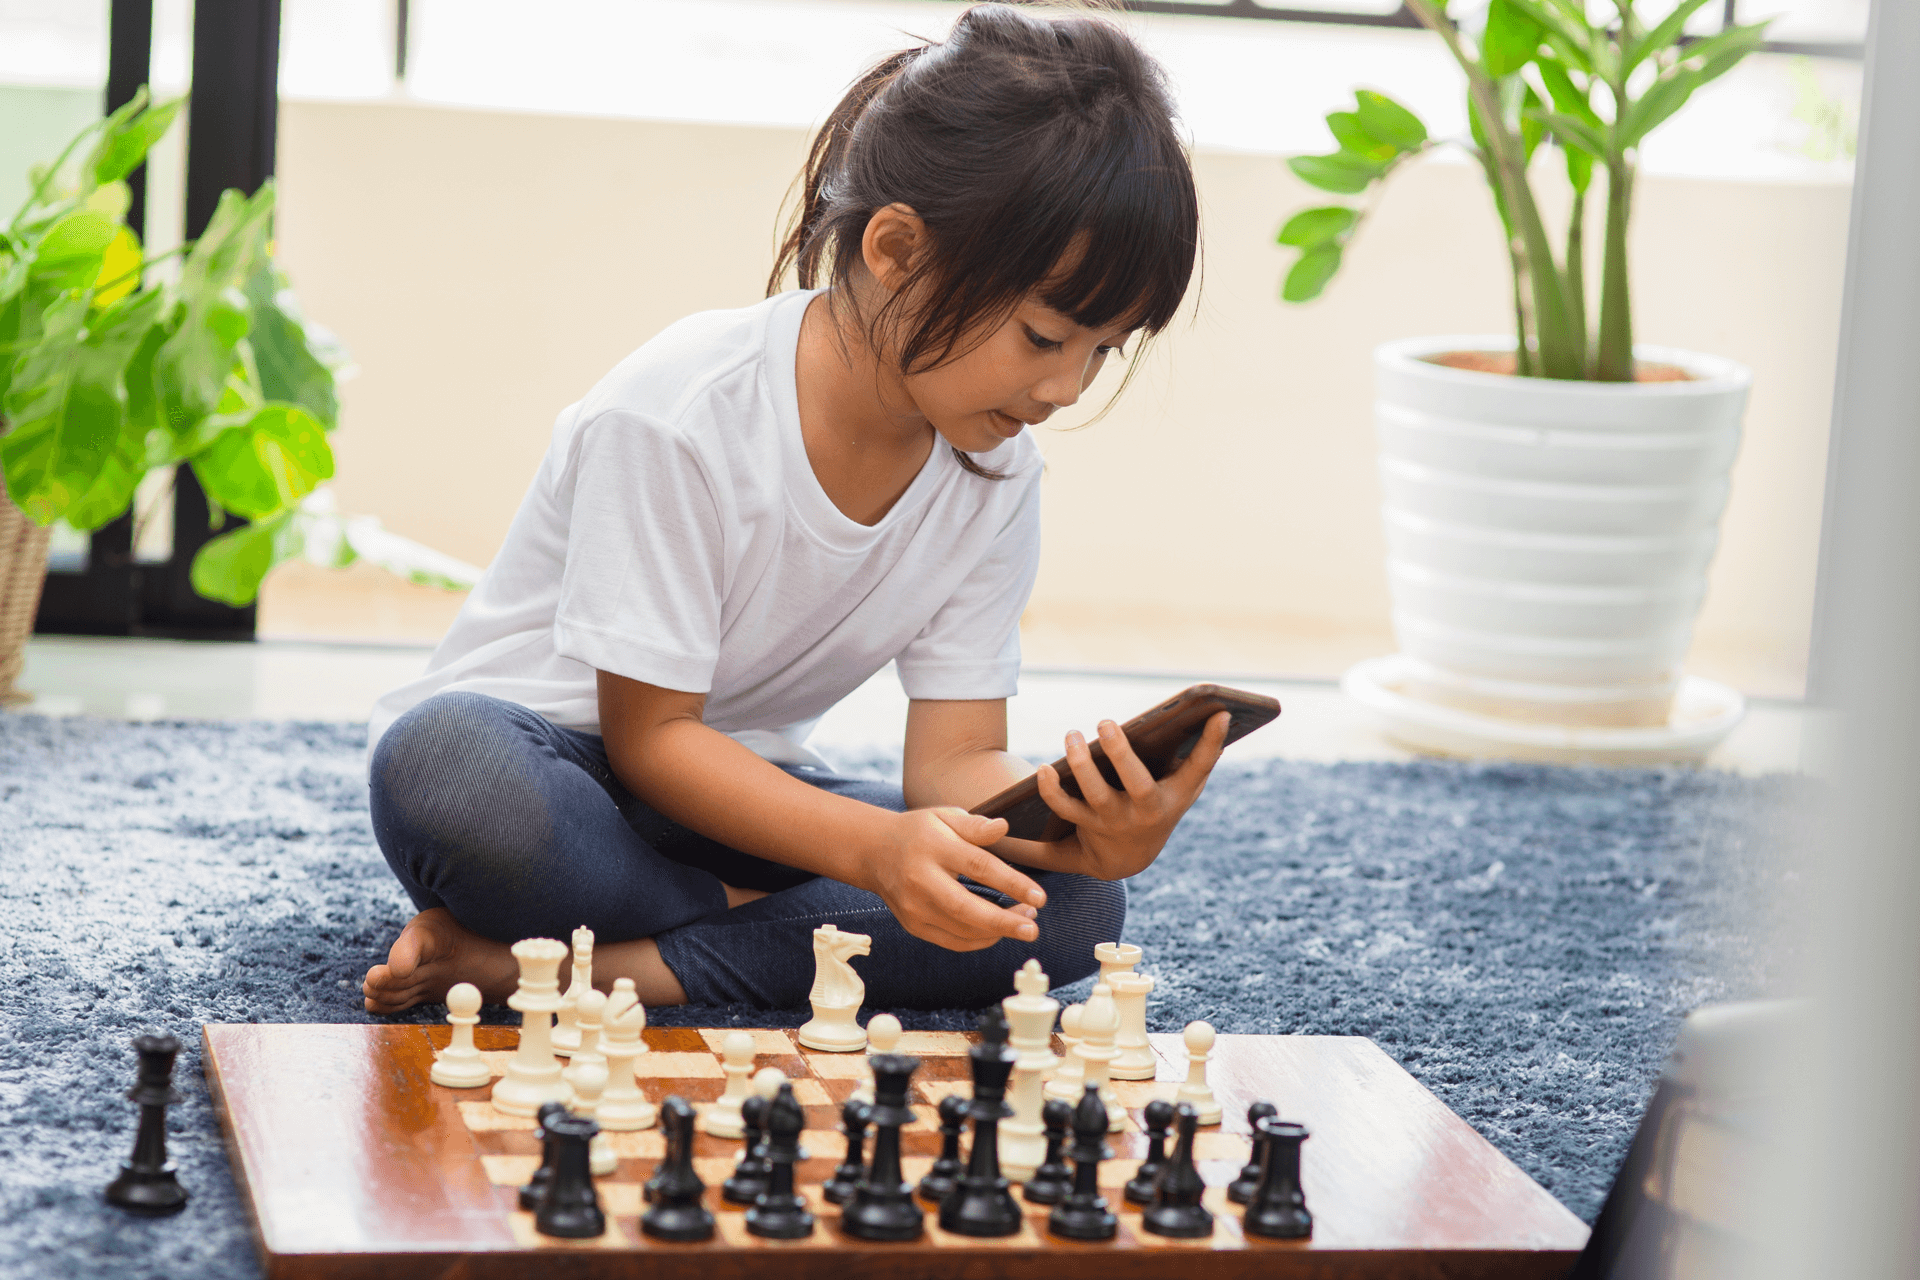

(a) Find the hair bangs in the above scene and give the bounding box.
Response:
[1040,130,1197,337]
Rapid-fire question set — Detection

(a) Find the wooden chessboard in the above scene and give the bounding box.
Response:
[203,1022,1588,1279]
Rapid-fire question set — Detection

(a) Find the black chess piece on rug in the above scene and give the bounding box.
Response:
[841,1053,926,1242]
[1022,1097,1074,1205]
[746,1082,814,1238]
[1244,1118,1314,1240]
[824,1096,871,1205]
[105,1034,190,1215]
[534,1113,606,1239]
[939,1008,1023,1237]
[521,1101,569,1210]
[1228,1099,1279,1204]
[918,1091,967,1204]
[1142,1101,1214,1238]
[642,1097,715,1242]
[1047,1084,1117,1241]
[1125,1098,1175,1205]
[722,1093,773,1205]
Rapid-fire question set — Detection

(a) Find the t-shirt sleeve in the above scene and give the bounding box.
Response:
[552,411,725,693]
[893,469,1042,701]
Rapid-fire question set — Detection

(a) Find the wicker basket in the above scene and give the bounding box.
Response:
[0,496,50,706]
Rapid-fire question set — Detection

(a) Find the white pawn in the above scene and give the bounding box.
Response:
[430,982,491,1088]
[1044,1003,1087,1101]
[851,1013,902,1104]
[552,926,594,1056]
[570,988,608,1073]
[704,1031,756,1138]
[1074,981,1126,1131]
[1109,970,1157,1080]
[740,1065,786,1166]
[598,980,656,1131]
[563,1058,618,1176]
[1176,1020,1224,1125]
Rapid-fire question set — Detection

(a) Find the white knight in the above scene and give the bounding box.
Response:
[796,923,872,1052]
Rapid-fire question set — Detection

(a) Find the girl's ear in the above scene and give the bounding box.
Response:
[860,203,926,294]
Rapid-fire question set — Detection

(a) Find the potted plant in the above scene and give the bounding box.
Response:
[0,92,475,704]
[1277,0,1768,762]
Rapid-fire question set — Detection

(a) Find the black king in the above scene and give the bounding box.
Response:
[938,1007,1023,1237]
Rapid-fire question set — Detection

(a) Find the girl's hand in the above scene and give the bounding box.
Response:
[863,808,1048,951]
[1009,711,1231,881]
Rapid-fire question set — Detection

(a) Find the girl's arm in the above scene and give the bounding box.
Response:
[597,670,1046,952]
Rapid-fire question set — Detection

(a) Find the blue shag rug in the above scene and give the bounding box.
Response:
[0,716,1805,1280]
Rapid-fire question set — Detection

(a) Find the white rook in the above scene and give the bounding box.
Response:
[1108,970,1157,1080]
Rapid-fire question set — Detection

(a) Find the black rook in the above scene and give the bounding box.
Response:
[105,1034,189,1215]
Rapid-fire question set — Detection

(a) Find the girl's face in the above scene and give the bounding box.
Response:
[900,301,1136,455]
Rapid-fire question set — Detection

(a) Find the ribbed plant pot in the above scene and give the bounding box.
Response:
[0,495,50,706]
[1343,335,1751,764]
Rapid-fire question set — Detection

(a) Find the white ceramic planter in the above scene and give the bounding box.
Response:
[1355,335,1752,757]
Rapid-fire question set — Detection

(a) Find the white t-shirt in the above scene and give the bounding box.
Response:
[366,289,1043,768]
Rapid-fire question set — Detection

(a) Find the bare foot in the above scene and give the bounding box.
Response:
[362,908,521,1015]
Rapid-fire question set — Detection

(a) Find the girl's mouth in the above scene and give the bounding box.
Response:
[989,410,1029,438]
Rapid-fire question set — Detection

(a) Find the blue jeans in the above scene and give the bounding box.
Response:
[368,692,1124,1008]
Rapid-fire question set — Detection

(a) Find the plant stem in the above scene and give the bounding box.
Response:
[1595,156,1634,381]
[1564,184,1589,376]
[90,241,192,299]
[1508,236,1536,376]
[8,120,107,230]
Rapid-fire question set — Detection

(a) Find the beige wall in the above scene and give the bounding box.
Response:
[274,99,1847,696]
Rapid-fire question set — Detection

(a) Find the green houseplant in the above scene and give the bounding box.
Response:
[1276,2,1771,762]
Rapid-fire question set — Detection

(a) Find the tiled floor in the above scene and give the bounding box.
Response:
[11,636,1805,775]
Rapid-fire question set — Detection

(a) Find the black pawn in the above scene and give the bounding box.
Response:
[1022,1098,1074,1205]
[1046,1084,1117,1241]
[534,1113,605,1238]
[105,1034,189,1215]
[721,1093,772,1205]
[1243,1118,1313,1240]
[641,1097,715,1242]
[823,1097,871,1205]
[746,1082,814,1238]
[841,1053,926,1242]
[520,1101,570,1210]
[938,1008,1022,1237]
[1124,1098,1176,1205]
[916,1092,967,1204]
[1142,1102,1214,1238]
[1227,1100,1279,1204]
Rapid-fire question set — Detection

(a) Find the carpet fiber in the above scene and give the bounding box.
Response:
[0,716,1803,1280]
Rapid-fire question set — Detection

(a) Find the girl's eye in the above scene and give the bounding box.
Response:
[1024,325,1064,352]
[1096,344,1122,358]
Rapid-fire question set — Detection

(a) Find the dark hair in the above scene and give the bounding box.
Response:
[769,3,1199,475]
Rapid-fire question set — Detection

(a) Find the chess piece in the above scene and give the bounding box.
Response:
[430,983,492,1088]
[797,923,872,1052]
[746,1083,814,1238]
[492,937,572,1116]
[1021,1098,1074,1204]
[722,1094,773,1204]
[563,1058,618,1176]
[1072,981,1126,1130]
[1000,957,1058,1181]
[105,1034,189,1215]
[939,1009,1023,1237]
[1228,1100,1280,1204]
[1142,1102,1213,1237]
[1046,1085,1117,1241]
[1044,1003,1086,1102]
[704,1029,755,1137]
[569,988,608,1072]
[1094,940,1142,984]
[533,1112,606,1238]
[641,1097,714,1241]
[851,1012,902,1104]
[1243,1119,1313,1239]
[597,983,656,1131]
[519,1102,569,1210]
[1176,1020,1224,1124]
[551,925,594,1056]
[1125,1099,1175,1204]
[917,1092,967,1204]
[1108,970,1157,1080]
[823,1097,871,1205]
[841,1053,925,1241]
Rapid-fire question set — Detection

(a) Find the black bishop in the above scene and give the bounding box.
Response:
[641,1096,715,1242]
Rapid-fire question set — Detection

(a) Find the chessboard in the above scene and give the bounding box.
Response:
[203,1021,1588,1279]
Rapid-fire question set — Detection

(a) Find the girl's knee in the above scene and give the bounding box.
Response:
[1035,875,1127,987]
[371,693,551,881]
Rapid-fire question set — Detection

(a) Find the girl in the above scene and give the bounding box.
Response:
[360,3,1223,1015]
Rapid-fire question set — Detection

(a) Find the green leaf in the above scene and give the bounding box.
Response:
[1519,84,1547,162]
[30,209,117,291]
[244,260,338,429]
[1353,90,1427,151]
[1619,70,1699,147]
[1483,0,1546,78]
[190,507,299,606]
[1625,0,1716,74]
[1277,206,1358,247]
[1673,21,1770,82]
[1287,152,1383,195]
[1534,55,1603,128]
[155,186,274,422]
[0,288,165,524]
[89,95,184,186]
[1326,112,1396,164]
[1565,143,1594,194]
[1531,108,1608,157]
[1282,244,1343,303]
[189,402,334,521]
[63,409,146,530]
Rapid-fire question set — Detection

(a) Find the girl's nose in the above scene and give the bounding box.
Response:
[1035,368,1083,410]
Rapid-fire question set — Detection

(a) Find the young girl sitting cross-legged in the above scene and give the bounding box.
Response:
[360,3,1226,1015]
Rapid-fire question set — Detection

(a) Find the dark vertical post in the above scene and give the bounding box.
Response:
[157,0,282,638]
[395,0,411,81]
